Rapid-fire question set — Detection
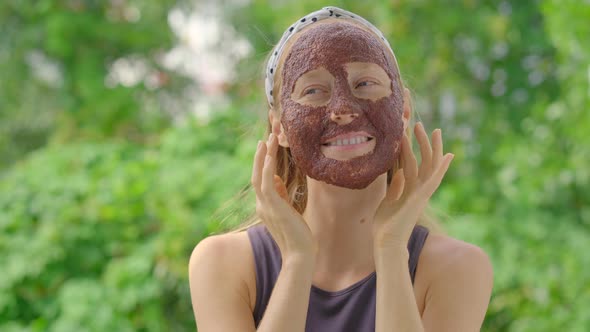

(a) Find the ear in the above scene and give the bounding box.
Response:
[268,110,290,148]
[402,87,412,131]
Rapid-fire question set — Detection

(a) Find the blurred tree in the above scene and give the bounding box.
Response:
[1,0,589,331]
[0,0,182,170]
[0,106,257,331]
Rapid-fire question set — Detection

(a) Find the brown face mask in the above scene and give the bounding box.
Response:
[280,21,404,189]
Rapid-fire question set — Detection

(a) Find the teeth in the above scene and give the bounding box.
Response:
[327,136,369,146]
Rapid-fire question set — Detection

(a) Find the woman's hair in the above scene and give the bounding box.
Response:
[221,16,444,235]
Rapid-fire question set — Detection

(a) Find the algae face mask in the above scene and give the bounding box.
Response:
[280,21,405,189]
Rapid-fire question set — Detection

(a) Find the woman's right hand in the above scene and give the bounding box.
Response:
[251,133,317,264]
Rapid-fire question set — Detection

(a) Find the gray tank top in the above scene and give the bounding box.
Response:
[247,224,429,331]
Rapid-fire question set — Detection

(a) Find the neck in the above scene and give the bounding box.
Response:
[302,173,387,276]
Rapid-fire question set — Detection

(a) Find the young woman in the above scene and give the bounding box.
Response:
[189,6,493,332]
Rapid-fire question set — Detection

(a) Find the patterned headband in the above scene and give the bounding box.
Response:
[264,6,398,108]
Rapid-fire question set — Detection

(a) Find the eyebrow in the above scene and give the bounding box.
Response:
[345,67,389,81]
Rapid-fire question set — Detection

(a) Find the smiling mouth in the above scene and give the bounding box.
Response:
[322,136,374,147]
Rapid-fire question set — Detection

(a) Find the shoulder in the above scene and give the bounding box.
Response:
[417,233,494,330]
[189,231,252,266]
[421,233,493,283]
[188,231,257,310]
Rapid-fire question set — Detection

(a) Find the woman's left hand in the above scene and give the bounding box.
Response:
[372,122,454,252]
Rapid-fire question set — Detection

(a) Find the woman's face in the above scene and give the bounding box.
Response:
[291,62,393,161]
[279,20,404,189]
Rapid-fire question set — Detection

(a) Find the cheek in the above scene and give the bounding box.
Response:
[280,102,326,139]
[367,98,401,127]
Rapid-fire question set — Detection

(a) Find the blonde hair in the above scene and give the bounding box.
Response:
[222,18,444,235]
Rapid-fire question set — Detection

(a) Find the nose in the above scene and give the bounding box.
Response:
[330,112,359,125]
[328,77,363,125]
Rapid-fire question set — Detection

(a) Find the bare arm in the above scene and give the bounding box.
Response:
[374,242,493,332]
[189,234,315,332]
[249,133,318,331]
[189,235,256,332]
[375,248,424,332]
[373,123,493,330]
[191,131,319,331]
[257,255,314,332]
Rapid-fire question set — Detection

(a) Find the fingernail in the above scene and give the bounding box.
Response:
[257,140,262,148]
[268,133,275,141]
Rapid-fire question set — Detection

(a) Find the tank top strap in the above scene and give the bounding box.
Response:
[247,224,282,324]
[408,225,430,284]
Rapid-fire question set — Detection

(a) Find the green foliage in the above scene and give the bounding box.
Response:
[0,108,258,331]
[0,0,179,170]
[1,0,589,331]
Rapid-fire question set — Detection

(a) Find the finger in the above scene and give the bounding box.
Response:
[415,122,433,179]
[385,169,405,202]
[401,134,418,188]
[267,132,280,160]
[251,140,266,195]
[431,129,443,169]
[273,175,289,201]
[261,134,279,198]
[435,153,454,179]
[423,153,454,197]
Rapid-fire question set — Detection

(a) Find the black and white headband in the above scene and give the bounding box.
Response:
[264,6,398,108]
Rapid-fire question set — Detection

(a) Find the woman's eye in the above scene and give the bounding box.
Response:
[304,88,319,95]
[356,81,377,88]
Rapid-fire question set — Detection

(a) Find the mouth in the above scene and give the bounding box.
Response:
[321,131,375,147]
